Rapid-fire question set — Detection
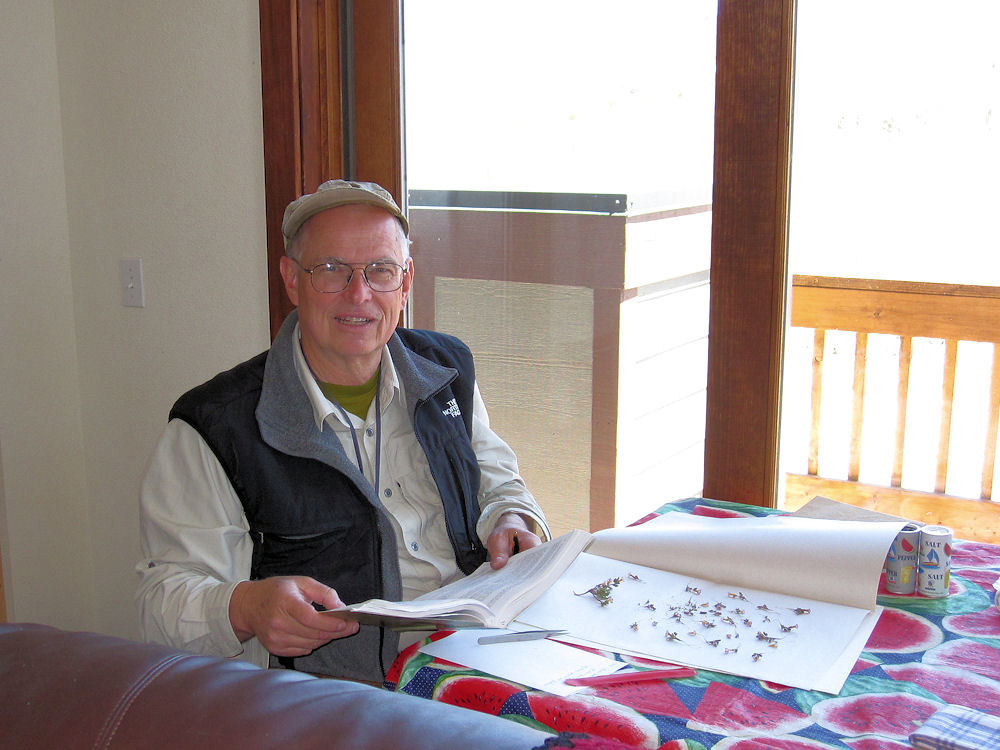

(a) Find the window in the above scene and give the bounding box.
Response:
[403,1,717,532]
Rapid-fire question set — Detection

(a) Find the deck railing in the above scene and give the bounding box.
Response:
[785,275,1000,542]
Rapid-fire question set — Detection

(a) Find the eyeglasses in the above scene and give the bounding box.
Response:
[292,258,408,293]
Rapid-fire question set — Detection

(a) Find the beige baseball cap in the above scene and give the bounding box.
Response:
[281,179,409,248]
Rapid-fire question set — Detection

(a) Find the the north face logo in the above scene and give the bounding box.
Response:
[442,399,461,418]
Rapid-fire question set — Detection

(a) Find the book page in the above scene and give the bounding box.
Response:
[326,529,593,629]
[326,598,500,629]
[588,513,905,609]
[414,528,594,623]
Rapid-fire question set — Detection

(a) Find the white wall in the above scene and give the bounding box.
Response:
[0,2,270,640]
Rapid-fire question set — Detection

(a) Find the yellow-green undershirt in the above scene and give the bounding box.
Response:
[318,369,380,421]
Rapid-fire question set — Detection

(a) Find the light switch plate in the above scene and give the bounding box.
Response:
[121,258,145,308]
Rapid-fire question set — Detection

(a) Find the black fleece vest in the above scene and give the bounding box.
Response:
[169,328,487,678]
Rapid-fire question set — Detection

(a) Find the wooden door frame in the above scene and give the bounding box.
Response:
[259,0,402,339]
[258,0,795,508]
[703,0,795,507]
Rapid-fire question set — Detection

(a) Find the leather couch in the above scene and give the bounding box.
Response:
[0,623,623,750]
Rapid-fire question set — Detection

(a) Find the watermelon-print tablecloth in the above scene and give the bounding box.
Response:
[385,498,1000,749]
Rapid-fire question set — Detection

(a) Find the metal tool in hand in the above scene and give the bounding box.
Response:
[477,629,568,645]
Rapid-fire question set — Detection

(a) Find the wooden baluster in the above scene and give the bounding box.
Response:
[936,339,959,494]
[892,336,912,488]
[982,344,1000,500]
[849,332,868,482]
[808,329,825,477]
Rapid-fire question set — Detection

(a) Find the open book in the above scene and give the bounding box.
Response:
[325,528,593,630]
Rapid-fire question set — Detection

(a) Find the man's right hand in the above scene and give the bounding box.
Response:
[228,576,359,656]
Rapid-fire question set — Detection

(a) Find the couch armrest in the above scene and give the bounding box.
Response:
[0,623,555,750]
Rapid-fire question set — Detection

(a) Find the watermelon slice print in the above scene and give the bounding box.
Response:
[688,682,812,735]
[951,541,1000,568]
[432,673,525,715]
[923,638,1000,682]
[811,691,942,739]
[591,678,693,719]
[523,691,660,748]
[628,512,660,527]
[384,630,454,689]
[952,567,999,591]
[712,736,840,749]
[881,662,1000,713]
[841,738,913,749]
[692,505,754,519]
[943,608,1000,638]
[864,607,942,653]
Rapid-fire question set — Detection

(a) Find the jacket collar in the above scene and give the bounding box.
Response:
[255,310,457,469]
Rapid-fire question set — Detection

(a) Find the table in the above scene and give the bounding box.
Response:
[384,498,1000,749]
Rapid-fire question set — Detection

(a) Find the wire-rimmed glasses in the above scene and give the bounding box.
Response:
[292,258,408,293]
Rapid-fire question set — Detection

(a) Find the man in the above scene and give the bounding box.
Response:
[136,180,549,682]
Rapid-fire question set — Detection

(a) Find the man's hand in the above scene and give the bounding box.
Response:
[228,576,359,656]
[487,511,542,570]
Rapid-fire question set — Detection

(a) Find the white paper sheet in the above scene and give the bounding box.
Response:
[812,606,883,693]
[514,551,876,692]
[589,513,905,610]
[419,629,625,696]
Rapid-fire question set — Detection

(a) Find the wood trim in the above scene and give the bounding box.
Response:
[848,332,867,481]
[892,336,912,487]
[303,1,346,187]
[792,277,1000,343]
[260,0,346,338]
[984,345,1000,499]
[704,0,795,507]
[259,0,303,337]
[260,0,402,338]
[808,329,824,476]
[795,275,1000,300]
[352,0,403,204]
[936,339,958,493]
[785,473,1000,544]
[0,552,6,622]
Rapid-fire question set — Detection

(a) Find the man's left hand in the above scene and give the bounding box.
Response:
[487,512,541,570]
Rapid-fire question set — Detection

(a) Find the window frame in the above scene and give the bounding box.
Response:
[258,0,794,509]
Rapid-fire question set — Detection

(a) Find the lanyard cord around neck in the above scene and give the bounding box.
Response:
[302,339,383,496]
[329,379,382,497]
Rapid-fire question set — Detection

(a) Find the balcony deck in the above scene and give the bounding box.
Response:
[785,275,1000,543]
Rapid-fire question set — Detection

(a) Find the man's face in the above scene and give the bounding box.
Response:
[279,203,412,385]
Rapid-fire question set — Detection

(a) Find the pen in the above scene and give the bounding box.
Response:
[564,667,697,687]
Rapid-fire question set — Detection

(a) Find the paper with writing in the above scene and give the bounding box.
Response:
[419,629,625,696]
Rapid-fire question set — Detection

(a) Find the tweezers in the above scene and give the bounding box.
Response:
[477,629,568,645]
